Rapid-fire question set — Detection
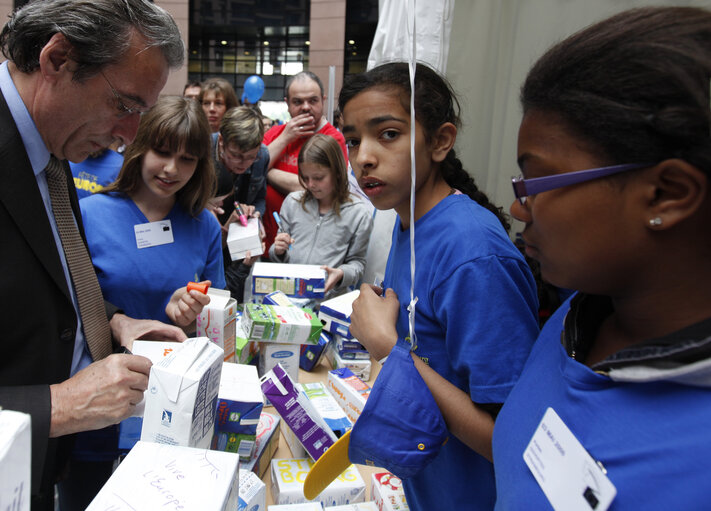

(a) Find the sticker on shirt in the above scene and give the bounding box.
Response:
[523,407,616,510]
[134,220,174,249]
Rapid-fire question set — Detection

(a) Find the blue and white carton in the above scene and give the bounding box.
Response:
[317,290,360,338]
[251,262,326,299]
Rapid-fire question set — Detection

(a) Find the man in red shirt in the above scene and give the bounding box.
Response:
[262,71,347,252]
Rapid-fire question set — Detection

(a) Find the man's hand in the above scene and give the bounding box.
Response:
[49,354,151,437]
[165,281,212,328]
[283,112,317,141]
[109,313,187,352]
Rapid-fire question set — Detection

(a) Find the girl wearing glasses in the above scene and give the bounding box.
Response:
[342,63,540,510]
[80,96,225,329]
[494,7,711,509]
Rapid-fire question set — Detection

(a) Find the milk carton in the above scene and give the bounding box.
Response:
[324,342,372,381]
[141,337,223,448]
[87,441,239,511]
[326,368,371,424]
[0,410,31,511]
[213,363,264,460]
[242,303,323,345]
[299,331,331,372]
[259,342,300,382]
[301,382,352,438]
[243,412,281,478]
[268,504,324,511]
[270,458,365,507]
[238,469,266,511]
[235,319,259,365]
[260,364,337,461]
[318,290,359,338]
[325,503,378,511]
[196,288,238,362]
[252,262,326,299]
[371,472,409,511]
[227,217,263,261]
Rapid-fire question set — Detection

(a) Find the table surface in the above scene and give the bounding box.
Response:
[262,355,382,505]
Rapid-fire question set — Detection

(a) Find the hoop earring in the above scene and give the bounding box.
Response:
[649,217,663,227]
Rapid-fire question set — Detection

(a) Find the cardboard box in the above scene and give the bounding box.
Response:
[318,290,359,338]
[261,364,337,461]
[235,319,259,365]
[227,217,263,261]
[243,412,281,478]
[324,343,372,381]
[326,368,371,425]
[259,342,300,383]
[0,410,30,511]
[212,363,264,460]
[238,469,266,511]
[371,472,409,511]
[243,303,323,345]
[301,382,352,438]
[281,420,306,459]
[196,288,238,362]
[300,331,331,372]
[270,458,365,507]
[325,503,378,511]
[87,441,239,511]
[141,337,223,448]
[252,262,326,298]
[262,290,296,307]
[268,504,324,511]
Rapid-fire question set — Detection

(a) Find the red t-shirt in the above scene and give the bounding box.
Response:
[262,122,347,253]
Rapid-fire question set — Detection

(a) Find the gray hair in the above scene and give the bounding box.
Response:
[284,71,324,99]
[0,0,184,81]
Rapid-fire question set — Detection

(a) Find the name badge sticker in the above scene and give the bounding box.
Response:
[523,407,616,510]
[134,220,174,249]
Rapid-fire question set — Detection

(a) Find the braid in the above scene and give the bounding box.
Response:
[441,150,511,232]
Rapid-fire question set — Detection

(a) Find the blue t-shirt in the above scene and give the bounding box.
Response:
[383,194,539,510]
[493,298,711,510]
[80,193,225,324]
[70,149,124,199]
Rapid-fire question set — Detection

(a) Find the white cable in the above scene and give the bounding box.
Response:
[406,0,418,351]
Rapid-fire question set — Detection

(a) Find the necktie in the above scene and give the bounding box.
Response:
[45,156,113,361]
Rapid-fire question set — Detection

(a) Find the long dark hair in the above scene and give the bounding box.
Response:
[339,62,510,231]
[521,7,711,177]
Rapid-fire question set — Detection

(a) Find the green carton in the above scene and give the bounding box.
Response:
[242,303,323,345]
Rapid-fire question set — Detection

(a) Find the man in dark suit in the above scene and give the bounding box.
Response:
[0,1,188,509]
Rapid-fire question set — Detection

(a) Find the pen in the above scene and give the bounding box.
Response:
[234,202,248,227]
[273,211,291,250]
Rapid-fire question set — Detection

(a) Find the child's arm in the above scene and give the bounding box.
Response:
[334,206,373,289]
[350,284,495,461]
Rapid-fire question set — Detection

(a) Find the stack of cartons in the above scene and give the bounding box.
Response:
[0,410,30,511]
[325,368,371,425]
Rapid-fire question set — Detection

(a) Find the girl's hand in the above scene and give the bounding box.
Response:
[322,266,344,292]
[350,284,400,361]
[165,280,212,328]
[273,232,294,255]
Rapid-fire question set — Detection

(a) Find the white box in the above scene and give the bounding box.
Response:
[252,262,326,298]
[280,419,306,459]
[129,341,185,416]
[270,458,365,507]
[301,382,352,438]
[326,368,371,425]
[324,343,372,381]
[141,337,223,448]
[228,217,263,261]
[238,469,266,511]
[0,410,31,511]
[87,441,239,511]
[259,342,300,382]
[196,288,238,362]
[213,363,264,460]
[268,504,323,511]
[243,412,281,478]
[318,290,359,338]
[371,472,409,511]
[326,503,378,511]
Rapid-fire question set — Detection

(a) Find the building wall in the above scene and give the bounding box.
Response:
[155,0,189,96]
[309,0,346,113]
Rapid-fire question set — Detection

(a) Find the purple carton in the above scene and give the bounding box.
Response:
[260,363,337,461]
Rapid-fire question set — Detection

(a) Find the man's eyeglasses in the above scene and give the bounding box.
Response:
[100,71,148,119]
[511,162,653,204]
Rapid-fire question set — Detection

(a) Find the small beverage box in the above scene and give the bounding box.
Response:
[227,217,263,261]
[242,303,322,345]
[0,410,30,511]
[270,458,365,507]
[87,441,239,511]
[243,412,281,478]
[259,342,300,382]
[262,290,296,307]
[300,331,331,372]
[268,504,324,511]
[301,382,352,438]
[261,364,336,461]
[325,503,378,511]
[196,288,238,362]
[141,337,223,449]
[238,469,266,511]
[324,342,372,381]
[318,290,359,338]
[252,262,326,299]
[326,368,371,425]
[371,472,410,511]
[235,317,259,365]
[212,362,264,460]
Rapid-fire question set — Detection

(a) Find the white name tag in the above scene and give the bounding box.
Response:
[523,407,616,511]
[134,220,174,249]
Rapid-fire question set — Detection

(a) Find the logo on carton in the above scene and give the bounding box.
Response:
[161,409,173,427]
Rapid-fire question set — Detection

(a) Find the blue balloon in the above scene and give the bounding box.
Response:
[243,75,265,103]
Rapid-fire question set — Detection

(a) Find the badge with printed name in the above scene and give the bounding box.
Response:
[134,220,174,249]
[523,407,616,510]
